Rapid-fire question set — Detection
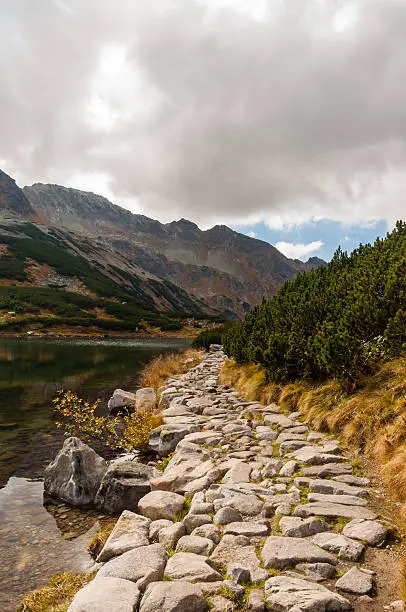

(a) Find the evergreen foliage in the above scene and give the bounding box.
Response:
[223,221,406,386]
[192,325,225,349]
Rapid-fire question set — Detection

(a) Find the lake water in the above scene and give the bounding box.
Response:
[0,337,189,610]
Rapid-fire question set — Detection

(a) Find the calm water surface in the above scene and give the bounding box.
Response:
[0,337,188,610]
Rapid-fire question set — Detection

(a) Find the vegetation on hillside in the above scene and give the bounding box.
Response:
[223,221,406,388]
[192,325,225,349]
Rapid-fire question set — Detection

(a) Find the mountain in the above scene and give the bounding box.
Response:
[0,170,325,324]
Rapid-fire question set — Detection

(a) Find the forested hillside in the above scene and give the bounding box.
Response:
[223,221,406,386]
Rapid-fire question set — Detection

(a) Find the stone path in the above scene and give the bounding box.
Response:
[68,348,399,611]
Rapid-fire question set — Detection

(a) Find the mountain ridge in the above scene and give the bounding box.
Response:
[0,170,325,319]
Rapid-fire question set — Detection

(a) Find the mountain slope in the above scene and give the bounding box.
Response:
[23,182,323,316]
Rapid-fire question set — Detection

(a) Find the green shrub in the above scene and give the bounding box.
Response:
[192,325,225,349]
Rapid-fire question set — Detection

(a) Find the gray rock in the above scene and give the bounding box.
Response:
[184,513,213,533]
[264,414,294,428]
[336,567,374,595]
[229,565,250,584]
[68,577,140,612]
[149,519,172,541]
[44,437,107,507]
[108,389,136,412]
[309,478,368,498]
[213,506,243,525]
[262,460,283,477]
[255,426,278,441]
[136,387,156,411]
[216,494,264,517]
[151,453,214,493]
[210,540,268,583]
[190,502,214,515]
[342,518,389,546]
[333,475,370,486]
[176,535,215,555]
[208,595,235,611]
[165,552,223,582]
[97,511,150,562]
[158,522,186,549]
[223,522,268,537]
[98,543,168,588]
[261,536,338,569]
[308,492,368,506]
[191,523,221,544]
[303,463,353,477]
[265,576,351,611]
[290,447,346,465]
[94,459,157,515]
[295,562,336,579]
[149,423,200,456]
[294,502,377,520]
[311,532,365,561]
[279,460,297,476]
[279,516,329,538]
[139,581,207,612]
[138,490,185,521]
[222,461,251,484]
[246,588,265,611]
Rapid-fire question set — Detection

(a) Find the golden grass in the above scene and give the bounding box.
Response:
[139,348,204,392]
[18,572,92,612]
[221,357,406,512]
[87,518,117,559]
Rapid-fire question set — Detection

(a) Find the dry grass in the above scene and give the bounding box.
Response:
[139,348,204,392]
[18,572,92,612]
[87,518,117,559]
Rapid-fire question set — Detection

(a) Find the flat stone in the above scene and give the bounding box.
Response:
[151,453,214,494]
[165,552,223,582]
[213,506,243,525]
[308,492,368,506]
[209,595,235,611]
[138,490,185,521]
[139,581,207,612]
[333,475,370,486]
[290,448,346,465]
[216,494,264,516]
[264,414,294,428]
[210,540,268,583]
[336,567,374,595]
[183,431,224,446]
[247,588,265,612]
[265,576,351,611]
[342,518,389,546]
[149,423,200,456]
[277,432,307,443]
[279,517,329,538]
[263,492,300,515]
[294,502,377,520]
[261,536,338,569]
[184,513,212,533]
[311,532,365,561]
[98,543,168,587]
[68,577,140,612]
[176,535,216,555]
[303,463,353,477]
[295,563,337,580]
[309,478,368,498]
[158,522,186,549]
[223,522,268,537]
[255,426,278,441]
[222,462,251,484]
[262,460,283,477]
[279,440,309,455]
[190,502,214,515]
[279,460,297,476]
[191,523,221,543]
[97,511,150,562]
[149,519,172,541]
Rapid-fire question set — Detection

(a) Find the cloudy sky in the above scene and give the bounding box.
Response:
[1,0,405,260]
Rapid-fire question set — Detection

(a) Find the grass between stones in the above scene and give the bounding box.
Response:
[18,572,94,612]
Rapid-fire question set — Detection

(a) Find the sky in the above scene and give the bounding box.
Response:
[1,0,405,261]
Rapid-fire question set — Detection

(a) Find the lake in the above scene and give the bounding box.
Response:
[0,336,189,610]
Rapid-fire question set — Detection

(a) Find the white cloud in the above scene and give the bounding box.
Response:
[275,240,324,260]
[248,230,257,238]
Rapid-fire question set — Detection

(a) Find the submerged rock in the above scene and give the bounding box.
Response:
[44,437,107,507]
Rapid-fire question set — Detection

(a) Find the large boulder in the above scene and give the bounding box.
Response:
[95,459,158,514]
[139,581,207,612]
[138,490,185,521]
[97,511,151,562]
[44,437,107,507]
[68,577,140,612]
[108,389,136,413]
[136,388,157,411]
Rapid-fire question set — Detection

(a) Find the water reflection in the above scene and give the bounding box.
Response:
[0,477,97,610]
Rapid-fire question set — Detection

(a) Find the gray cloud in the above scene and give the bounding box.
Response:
[1,0,406,228]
